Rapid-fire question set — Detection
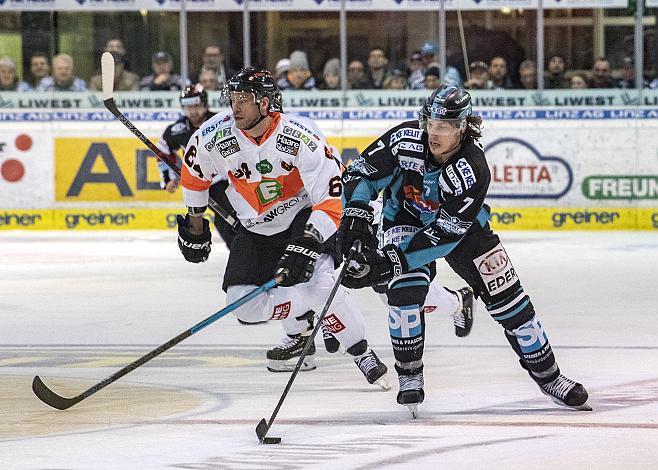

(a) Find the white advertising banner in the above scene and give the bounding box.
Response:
[0,0,629,11]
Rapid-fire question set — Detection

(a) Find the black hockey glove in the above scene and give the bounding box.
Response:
[176,214,211,263]
[342,244,407,290]
[276,236,323,287]
[337,201,377,257]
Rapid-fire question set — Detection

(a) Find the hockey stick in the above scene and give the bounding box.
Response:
[256,241,361,444]
[32,276,282,410]
[99,52,239,229]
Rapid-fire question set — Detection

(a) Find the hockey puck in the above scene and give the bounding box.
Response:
[262,436,281,445]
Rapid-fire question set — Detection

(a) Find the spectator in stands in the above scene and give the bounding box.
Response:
[588,58,616,88]
[0,57,30,92]
[274,58,290,82]
[617,56,647,89]
[518,60,537,89]
[105,38,126,56]
[407,51,423,80]
[464,61,493,90]
[366,47,389,89]
[409,41,461,89]
[140,51,185,91]
[347,60,369,89]
[277,50,315,90]
[569,74,588,89]
[191,45,233,88]
[318,58,340,90]
[89,51,139,91]
[545,55,569,89]
[198,69,220,91]
[489,56,514,89]
[423,66,441,90]
[37,54,87,91]
[27,52,50,89]
[383,68,407,90]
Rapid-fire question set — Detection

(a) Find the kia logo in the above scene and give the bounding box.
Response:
[478,249,508,275]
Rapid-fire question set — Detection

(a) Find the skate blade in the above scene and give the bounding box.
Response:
[541,390,593,411]
[267,356,317,373]
[373,375,391,391]
[406,404,419,419]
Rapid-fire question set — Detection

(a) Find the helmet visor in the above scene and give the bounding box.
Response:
[425,117,464,135]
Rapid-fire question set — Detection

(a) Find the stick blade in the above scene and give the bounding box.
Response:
[100,51,115,100]
[32,376,81,410]
[256,418,281,444]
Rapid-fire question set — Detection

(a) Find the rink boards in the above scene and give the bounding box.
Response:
[1,110,657,230]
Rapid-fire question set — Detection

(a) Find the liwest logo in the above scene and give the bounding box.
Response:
[64,211,135,229]
[484,138,573,199]
[551,210,620,228]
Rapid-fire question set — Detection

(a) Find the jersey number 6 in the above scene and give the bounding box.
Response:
[329,176,342,197]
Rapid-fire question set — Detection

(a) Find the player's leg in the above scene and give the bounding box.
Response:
[287,254,387,388]
[445,225,590,410]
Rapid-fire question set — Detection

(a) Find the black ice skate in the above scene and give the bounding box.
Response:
[266,331,316,372]
[397,373,424,418]
[538,374,592,411]
[354,349,390,390]
[453,286,474,337]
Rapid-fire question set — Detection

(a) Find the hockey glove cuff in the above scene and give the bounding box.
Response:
[337,201,377,257]
[276,236,323,287]
[177,214,212,263]
[342,244,407,290]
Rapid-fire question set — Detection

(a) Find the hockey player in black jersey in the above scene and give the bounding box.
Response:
[156,83,237,247]
[337,85,590,416]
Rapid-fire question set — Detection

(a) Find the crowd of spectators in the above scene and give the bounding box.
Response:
[2,38,657,93]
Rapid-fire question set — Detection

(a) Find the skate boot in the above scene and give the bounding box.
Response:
[266,311,316,372]
[453,286,474,337]
[537,374,591,411]
[321,323,341,353]
[397,372,424,418]
[353,349,390,390]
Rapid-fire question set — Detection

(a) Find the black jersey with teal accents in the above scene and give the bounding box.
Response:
[341,119,491,271]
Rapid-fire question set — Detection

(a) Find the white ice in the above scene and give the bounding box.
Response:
[1,231,657,469]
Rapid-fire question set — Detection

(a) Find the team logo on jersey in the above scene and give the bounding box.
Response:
[435,208,472,235]
[256,179,283,204]
[204,135,216,152]
[456,158,476,190]
[171,122,188,134]
[403,185,439,215]
[348,156,378,176]
[276,134,301,156]
[389,127,422,145]
[282,126,318,152]
[217,137,240,158]
[256,159,273,174]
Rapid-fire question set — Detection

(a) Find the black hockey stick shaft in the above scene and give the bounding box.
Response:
[99,52,238,229]
[256,241,361,443]
[33,277,281,410]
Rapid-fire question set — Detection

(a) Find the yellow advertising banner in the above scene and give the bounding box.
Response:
[55,138,183,202]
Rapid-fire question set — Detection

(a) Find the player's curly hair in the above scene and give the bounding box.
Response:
[464,115,483,141]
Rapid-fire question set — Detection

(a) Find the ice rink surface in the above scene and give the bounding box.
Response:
[1,230,657,469]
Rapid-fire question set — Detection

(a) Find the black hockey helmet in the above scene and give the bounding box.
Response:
[419,84,472,130]
[224,66,283,112]
[180,83,208,107]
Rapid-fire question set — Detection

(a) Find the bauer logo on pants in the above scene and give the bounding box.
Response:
[322,314,346,334]
[474,243,519,295]
[270,301,291,320]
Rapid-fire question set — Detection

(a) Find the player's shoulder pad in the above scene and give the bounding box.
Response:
[167,116,190,136]
[442,141,482,196]
[280,113,323,153]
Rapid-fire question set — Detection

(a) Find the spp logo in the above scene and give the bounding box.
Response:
[484,138,573,199]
